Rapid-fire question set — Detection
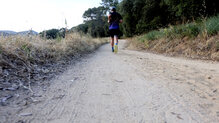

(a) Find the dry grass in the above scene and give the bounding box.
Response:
[0,33,107,63]
[0,33,108,90]
[127,34,219,61]
[126,15,219,61]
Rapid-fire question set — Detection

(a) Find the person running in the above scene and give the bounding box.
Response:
[108,6,123,52]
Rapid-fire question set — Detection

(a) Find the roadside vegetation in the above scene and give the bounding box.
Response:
[139,15,219,41]
[0,33,107,93]
[127,15,219,61]
[75,0,218,38]
[74,0,218,60]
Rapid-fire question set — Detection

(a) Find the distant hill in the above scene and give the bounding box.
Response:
[17,30,38,35]
[0,30,17,36]
[0,30,38,36]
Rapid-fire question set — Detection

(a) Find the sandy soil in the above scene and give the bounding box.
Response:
[0,40,219,123]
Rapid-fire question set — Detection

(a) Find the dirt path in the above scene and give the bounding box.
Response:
[1,40,219,123]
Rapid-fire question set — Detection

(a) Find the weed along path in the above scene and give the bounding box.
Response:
[4,40,219,123]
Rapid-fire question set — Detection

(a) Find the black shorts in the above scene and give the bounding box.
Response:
[109,29,120,38]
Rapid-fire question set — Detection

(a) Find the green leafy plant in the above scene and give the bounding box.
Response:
[145,30,164,41]
[205,15,219,36]
[21,44,32,58]
[137,15,219,43]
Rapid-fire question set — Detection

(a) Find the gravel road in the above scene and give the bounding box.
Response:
[2,40,219,123]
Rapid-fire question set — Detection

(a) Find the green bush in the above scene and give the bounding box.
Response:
[40,28,66,39]
[145,30,164,41]
[138,15,219,43]
[183,24,200,38]
[205,15,219,36]
[169,26,184,38]
[21,44,32,58]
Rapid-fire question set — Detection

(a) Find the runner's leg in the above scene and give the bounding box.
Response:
[109,30,115,52]
[115,35,118,45]
[111,36,114,52]
[115,29,119,45]
[114,30,119,53]
[114,34,118,53]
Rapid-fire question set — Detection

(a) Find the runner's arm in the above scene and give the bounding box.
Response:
[118,13,123,23]
[108,14,111,23]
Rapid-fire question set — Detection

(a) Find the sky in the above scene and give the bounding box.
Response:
[0,0,102,32]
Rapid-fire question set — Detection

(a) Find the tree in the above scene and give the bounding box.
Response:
[101,0,119,9]
[118,0,168,36]
[77,6,109,37]
[74,24,89,34]
[119,0,135,37]
[40,28,65,39]
[83,7,105,21]
[164,0,203,22]
[135,0,167,33]
[75,0,219,38]
[205,0,219,17]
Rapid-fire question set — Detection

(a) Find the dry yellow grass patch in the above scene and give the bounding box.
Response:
[126,34,219,61]
[0,33,108,89]
[0,33,108,63]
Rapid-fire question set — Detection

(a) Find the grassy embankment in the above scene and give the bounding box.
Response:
[0,33,108,90]
[128,15,219,61]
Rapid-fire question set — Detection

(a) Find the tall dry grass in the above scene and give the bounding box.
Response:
[0,33,108,90]
[0,33,107,63]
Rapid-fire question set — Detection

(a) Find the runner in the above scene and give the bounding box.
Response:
[108,6,123,53]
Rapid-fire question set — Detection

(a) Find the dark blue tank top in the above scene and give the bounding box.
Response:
[109,12,122,30]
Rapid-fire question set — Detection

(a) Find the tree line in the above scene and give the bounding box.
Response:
[43,0,219,38]
[119,0,219,37]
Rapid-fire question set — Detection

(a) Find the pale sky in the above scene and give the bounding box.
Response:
[0,0,102,32]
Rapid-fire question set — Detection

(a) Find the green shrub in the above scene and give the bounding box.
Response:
[183,23,200,38]
[145,30,164,41]
[205,15,219,36]
[138,36,147,43]
[138,15,219,43]
[21,43,32,58]
[170,26,184,38]
[40,28,66,39]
